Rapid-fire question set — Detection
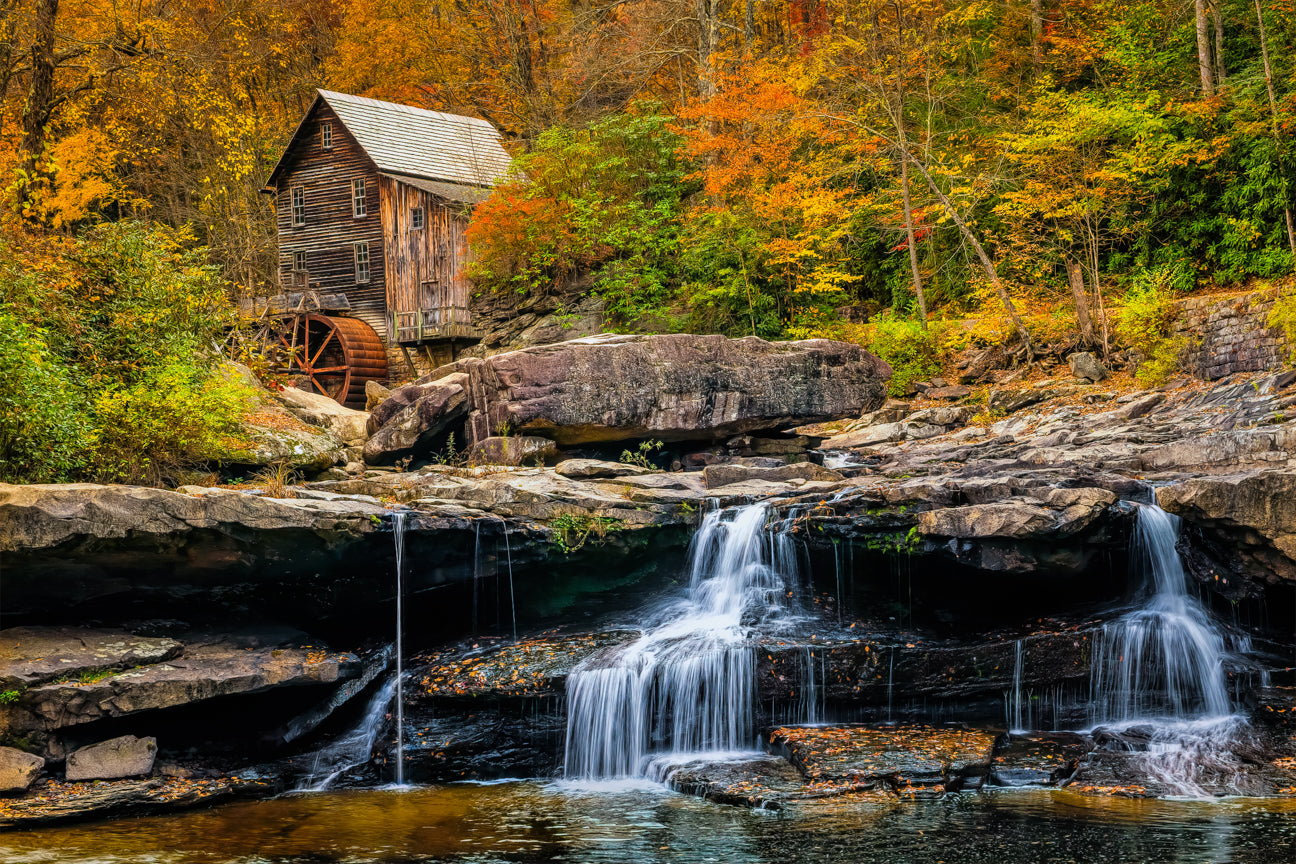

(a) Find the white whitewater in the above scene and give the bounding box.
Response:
[1089,502,1249,796]
[1090,504,1232,723]
[296,677,399,791]
[563,504,799,780]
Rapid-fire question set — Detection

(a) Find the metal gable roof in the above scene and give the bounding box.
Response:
[266,90,513,190]
[379,174,493,205]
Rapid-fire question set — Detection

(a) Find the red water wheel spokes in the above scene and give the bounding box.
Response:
[275,313,388,408]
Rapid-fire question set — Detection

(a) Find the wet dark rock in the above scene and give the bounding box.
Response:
[402,709,567,782]
[989,732,1090,786]
[769,724,999,792]
[0,775,261,827]
[657,754,862,809]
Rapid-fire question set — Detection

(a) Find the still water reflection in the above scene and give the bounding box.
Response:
[4,783,1296,863]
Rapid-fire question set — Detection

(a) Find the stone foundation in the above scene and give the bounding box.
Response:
[1176,287,1289,380]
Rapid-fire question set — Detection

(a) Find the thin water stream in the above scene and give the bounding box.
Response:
[393,512,406,785]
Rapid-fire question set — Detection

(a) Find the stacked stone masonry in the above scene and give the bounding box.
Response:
[1175,287,1288,381]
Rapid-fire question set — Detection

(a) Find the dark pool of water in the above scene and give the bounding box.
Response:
[5,783,1296,864]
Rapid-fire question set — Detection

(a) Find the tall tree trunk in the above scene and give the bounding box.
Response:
[1066,256,1096,347]
[904,150,1034,358]
[21,0,60,189]
[1030,0,1043,68]
[1255,0,1296,260]
[1211,0,1226,87]
[893,1,927,327]
[744,0,754,54]
[696,0,717,98]
[1195,0,1215,95]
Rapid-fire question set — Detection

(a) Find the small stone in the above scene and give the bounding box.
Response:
[926,385,973,400]
[65,735,157,781]
[0,747,44,794]
[365,379,392,412]
[553,459,653,480]
[1068,352,1108,382]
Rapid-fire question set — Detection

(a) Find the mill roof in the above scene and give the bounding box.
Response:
[266,90,512,192]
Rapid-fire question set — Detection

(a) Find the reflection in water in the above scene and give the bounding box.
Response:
[5,783,1296,864]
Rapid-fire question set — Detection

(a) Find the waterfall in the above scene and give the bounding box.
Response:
[296,677,399,791]
[1088,502,1255,796]
[392,512,406,785]
[1089,504,1233,724]
[563,504,798,780]
[1007,639,1028,733]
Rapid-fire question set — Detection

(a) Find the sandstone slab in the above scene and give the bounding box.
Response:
[368,334,891,461]
[66,735,157,781]
[0,748,44,793]
[273,386,370,446]
[0,627,182,691]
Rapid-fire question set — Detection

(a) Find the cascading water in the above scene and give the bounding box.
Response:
[1088,501,1251,796]
[392,512,406,785]
[563,504,799,780]
[1090,504,1232,723]
[296,677,399,791]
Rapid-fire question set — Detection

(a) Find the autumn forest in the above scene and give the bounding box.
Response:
[2,0,1296,479]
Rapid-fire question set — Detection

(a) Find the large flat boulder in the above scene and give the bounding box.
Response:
[770,724,999,793]
[0,483,388,553]
[363,372,470,464]
[0,627,182,691]
[366,334,890,461]
[1158,469,1296,584]
[2,638,363,736]
[65,735,157,781]
[273,386,370,446]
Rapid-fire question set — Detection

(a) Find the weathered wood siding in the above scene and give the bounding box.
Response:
[379,177,476,344]
[273,103,387,339]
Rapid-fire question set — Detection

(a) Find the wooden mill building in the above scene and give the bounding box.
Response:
[263,90,512,395]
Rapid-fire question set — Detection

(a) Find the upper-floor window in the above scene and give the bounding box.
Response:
[352,178,366,218]
[411,207,425,230]
[291,186,305,226]
[321,122,333,149]
[354,241,370,283]
[293,250,307,272]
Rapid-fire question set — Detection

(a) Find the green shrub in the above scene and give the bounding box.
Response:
[1116,272,1186,385]
[90,363,251,484]
[0,221,248,484]
[865,314,943,397]
[1266,286,1296,366]
[0,315,89,482]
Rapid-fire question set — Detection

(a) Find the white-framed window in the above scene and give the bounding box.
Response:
[352,178,366,218]
[321,122,333,149]
[354,241,370,283]
[411,207,425,230]
[291,186,305,226]
[293,250,307,272]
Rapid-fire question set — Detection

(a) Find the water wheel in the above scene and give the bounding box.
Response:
[276,313,387,409]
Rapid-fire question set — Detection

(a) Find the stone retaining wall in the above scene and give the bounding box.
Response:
[1175,287,1289,380]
